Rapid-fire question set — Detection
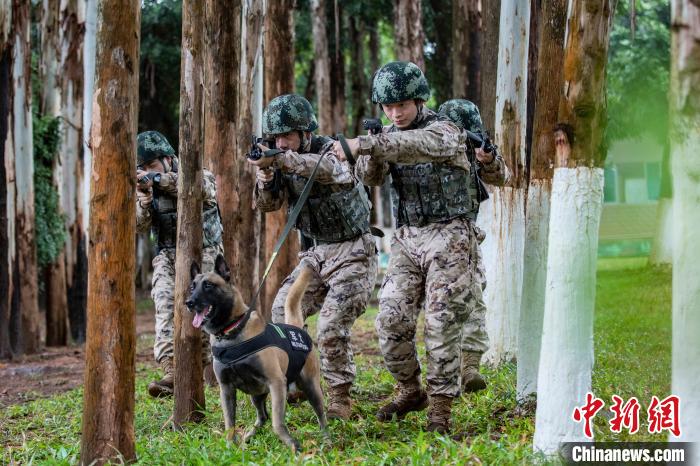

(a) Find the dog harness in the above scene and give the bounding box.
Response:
[212,323,313,383]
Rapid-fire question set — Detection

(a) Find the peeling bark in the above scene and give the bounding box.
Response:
[174,0,206,427]
[262,0,298,317]
[79,0,140,462]
[534,0,615,454]
[517,0,567,401]
[394,0,424,70]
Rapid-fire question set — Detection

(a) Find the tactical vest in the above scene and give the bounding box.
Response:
[151,192,223,252]
[386,108,479,228]
[284,135,371,243]
[212,323,313,384]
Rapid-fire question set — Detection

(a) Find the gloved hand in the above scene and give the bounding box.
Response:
[137,188,153,208]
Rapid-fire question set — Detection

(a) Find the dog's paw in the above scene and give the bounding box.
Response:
[225,427,242,446]
[242,428,258,443]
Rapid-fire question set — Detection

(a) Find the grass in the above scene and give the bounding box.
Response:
[1,259,672,465]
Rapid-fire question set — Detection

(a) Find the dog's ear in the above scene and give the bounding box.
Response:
[190,261,201,281]
[214,254,231,282]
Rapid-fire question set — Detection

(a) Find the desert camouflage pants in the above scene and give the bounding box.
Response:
[461,235,489,354]
[376,217,486,397]
[151,245,223,363]
[271,233,378,387]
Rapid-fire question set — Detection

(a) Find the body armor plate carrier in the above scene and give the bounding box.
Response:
[151,192,223,252]
[389,162,478,228]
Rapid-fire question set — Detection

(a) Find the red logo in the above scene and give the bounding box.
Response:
[647,395,681,436]
[573,392,605,438]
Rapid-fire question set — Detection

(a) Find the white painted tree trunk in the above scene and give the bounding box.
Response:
[479,0,529,365]
[517,179,551,399]
[477,187,526,364]
[669,2,700,462]
[82,0,96,238]
[649,197,673,265]
[534,167,603,454]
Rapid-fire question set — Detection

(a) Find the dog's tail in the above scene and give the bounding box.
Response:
[284,265,313,328]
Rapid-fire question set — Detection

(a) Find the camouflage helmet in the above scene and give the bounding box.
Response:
[137,131,175,166]
[262,94,318,135]
[371,61,431,104]
[438,99,483,132]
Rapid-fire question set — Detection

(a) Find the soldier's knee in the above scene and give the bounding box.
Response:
[376,307,414,338]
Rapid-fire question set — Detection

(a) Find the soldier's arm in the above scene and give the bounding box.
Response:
[478,150,510,186]
[354,154,389,186]
[273,142,355,185]
[356,120,463,164]
[136,199,152,233]
[253,177,287,212]
[202,170,218,209]
[155,172,178,197]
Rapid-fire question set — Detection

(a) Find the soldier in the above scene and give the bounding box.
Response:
[135,130,224,397]
[249,94,378,421]
[438,99,491,393]
[332,62,508,433]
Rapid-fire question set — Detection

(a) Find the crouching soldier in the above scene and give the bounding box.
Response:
[332,62,508,433]
[249,94,378,420]
[135,130,224,397]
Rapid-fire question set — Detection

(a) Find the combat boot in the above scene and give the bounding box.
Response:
[426,394,454,434]
[461,351,487,393]
[327,383,352,420]
[148,357,174,398]
[376,375,428,422]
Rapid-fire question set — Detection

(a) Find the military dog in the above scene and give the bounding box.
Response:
[186,254,326,451]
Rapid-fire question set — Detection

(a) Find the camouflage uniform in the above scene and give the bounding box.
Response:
[437,99,492,357]
[255,95,378,399]
[355,64,508,407]
[135,132,224,365]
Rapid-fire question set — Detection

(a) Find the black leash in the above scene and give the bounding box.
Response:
[246,152,328,314]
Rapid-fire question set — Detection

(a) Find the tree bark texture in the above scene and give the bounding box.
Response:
[479,0,500,132]
[670,1,700,458]
[534,0,615,454]
[349,16,366,137]
[311,0,332,134]
[452,0,481,103]
[234,0,264,306]
[203,0,241,292]
[262,0,298,316]
[40,0,61,116]
[173,0,207,427]
[79,0,140,462]
[394,0,425,71]
[13,0,41,355]
[516,0,567,400]
[330,0,345,133]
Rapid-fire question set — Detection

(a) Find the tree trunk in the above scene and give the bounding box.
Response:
[394,0,424,70]
[516,0,567,402]
[479,0,500,131]
[650,142,672,264]
[203,0,241,294]
[330,0,345,133]
[670,1,700,459]
[477,0,530,366]
[368,23,380,118]
[173,0,206,427]
[13,0,41,355]
[311,0,332,134]
[262,0,297,317]
[40,0,61,116]
[349,16,366,137]
[79,0,139,462]
[234,0,264,306]
[60,0,87,346]
[452,0,481,103]
[426,0,453,106]
[0,20,14,359]
[533,0,615,454]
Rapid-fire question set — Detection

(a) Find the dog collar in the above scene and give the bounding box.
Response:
[216,309,251,338]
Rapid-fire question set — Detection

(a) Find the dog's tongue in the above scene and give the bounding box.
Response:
[192,312,204,329]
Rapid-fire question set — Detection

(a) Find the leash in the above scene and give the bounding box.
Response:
[245,152,328,315]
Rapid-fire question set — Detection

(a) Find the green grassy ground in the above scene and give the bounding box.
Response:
[1,259,672,465]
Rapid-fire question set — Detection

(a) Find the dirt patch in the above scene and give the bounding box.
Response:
[0,303,157,408]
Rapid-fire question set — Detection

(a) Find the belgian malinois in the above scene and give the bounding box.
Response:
[186,254,326,451]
